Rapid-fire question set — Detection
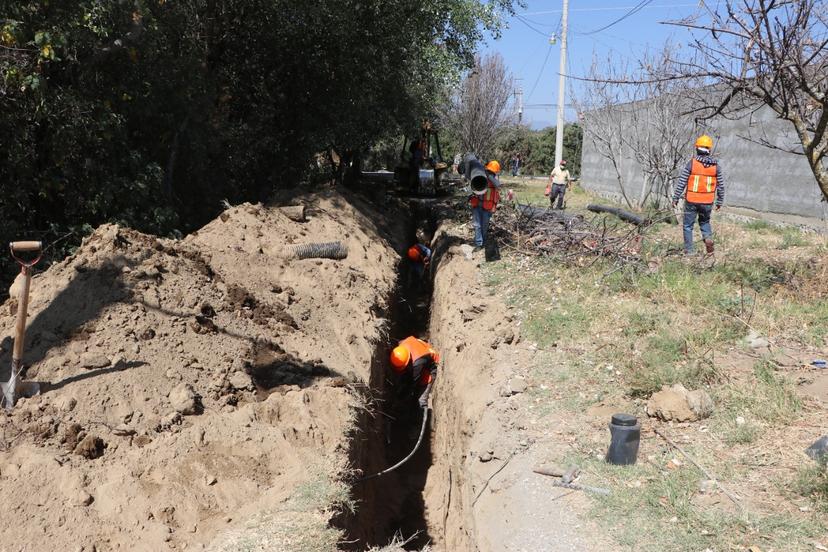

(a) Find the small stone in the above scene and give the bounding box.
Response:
[54,395,77,412]
[519,439,529,447]
[735,416,746,426]
[508,377,527,395]
[74,434,106,459]
[805,435,828,463]
[169,383,199,415]
[228,371,254,391]
[459,244,475,260]
[479,452,493,463]
[79,352,110,369]
[698,479,717,493]
[75,490,94,507]
[205,475,217,486]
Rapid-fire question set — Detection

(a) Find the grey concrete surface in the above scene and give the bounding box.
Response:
[580,103,828,222]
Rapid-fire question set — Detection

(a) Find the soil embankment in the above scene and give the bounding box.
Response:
[0,190,407,551]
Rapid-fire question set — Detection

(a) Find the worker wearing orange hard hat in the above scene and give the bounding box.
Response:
[672,135,726,255]
[468,160,502,251]
[390,336,440,408]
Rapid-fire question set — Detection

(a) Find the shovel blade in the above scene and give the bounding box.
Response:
[1,372,16,411]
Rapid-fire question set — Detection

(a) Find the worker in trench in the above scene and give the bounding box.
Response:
[469,160,502,252]
[672,135,726,255]
[406,243,431,289]
[390,336,440,411]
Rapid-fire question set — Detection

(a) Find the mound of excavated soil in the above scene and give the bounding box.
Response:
[0,190,406,551]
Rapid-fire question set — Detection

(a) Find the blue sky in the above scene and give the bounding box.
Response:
[483,1,703,129]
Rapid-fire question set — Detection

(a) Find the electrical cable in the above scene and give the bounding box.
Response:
[579,0,655,36]
[355,406,429,483]
[527,44,554,101]
[513,14,552,38]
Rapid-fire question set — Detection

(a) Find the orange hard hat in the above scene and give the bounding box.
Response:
[485,160,501,174]
[390,345,411,372]
[407,245,421,261]
[695,135,713,149]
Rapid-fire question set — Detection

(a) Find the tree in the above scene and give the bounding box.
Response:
[575,55,638,207]
[0,0,517,288]
[576,45,701,208]
[441,53,515,159]
[668,0,828,201]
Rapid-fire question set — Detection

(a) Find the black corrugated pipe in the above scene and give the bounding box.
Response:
[460,154,488,194]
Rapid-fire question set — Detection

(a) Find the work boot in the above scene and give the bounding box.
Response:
[704,239,714,254]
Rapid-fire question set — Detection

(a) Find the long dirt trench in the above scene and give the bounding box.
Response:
[0,189,530,551]
[336,200,524,551]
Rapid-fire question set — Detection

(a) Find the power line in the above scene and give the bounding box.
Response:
[513,14,552,37]
[579,0,655,35]
[520,3,697,16]
[527,44,553,100]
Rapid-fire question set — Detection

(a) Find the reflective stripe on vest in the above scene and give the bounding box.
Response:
[399,336,438,364]
[469,179,500,212]
[686,159,717,204]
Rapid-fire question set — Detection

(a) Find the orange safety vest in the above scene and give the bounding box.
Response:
[469,178,500,212]
[685,159,718,204]
[398,336,440,384]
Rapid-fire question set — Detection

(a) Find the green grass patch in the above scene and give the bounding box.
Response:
[719,360,802,426]
[779,228,809,249]
[794,464,828,513]
[743,218,775,231]
[569,452,826,551]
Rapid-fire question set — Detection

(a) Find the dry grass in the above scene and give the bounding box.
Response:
[483,187,828,550]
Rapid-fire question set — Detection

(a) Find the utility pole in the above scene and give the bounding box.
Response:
[554,0,569,167]
[516,85,524,124]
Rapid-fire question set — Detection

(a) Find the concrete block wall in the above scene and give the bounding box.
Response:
[580,104,827,221]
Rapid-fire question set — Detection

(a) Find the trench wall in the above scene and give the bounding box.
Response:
[581,103,828,221]
[420,216,517,550]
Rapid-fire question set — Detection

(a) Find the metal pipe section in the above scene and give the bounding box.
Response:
[461,154,488,194]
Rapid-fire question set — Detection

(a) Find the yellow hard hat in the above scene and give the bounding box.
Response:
[485,160,501,174]
[695,135,713,149]
[390,346,411,373]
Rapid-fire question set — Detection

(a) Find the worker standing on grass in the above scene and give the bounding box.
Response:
[469,160,502,251]
[672,135,726,255]
[390,336,440,408]
[547,159,571,209]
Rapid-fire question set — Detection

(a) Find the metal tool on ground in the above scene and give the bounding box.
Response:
[356,406,429,483]
[1,241,43,410]
[533,465,611,496]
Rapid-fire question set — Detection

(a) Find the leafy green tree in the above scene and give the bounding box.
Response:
[0,0,517,288]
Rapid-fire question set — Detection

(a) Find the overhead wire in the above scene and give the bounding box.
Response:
[512,13,552,38]
[527,43,554,101]
[579,0,655,36]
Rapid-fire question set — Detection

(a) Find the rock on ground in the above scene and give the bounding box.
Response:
[646,383,713,422]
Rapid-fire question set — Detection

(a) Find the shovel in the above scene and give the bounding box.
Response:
[1,241,43,410]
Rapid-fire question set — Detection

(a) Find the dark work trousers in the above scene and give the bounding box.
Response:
[549,184,567,209]
[682,201,713,253]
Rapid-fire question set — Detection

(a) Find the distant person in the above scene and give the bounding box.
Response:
[548,159,571,209]
[469,160,502,251]
[408,139,424,193]
[453,152,462,174]
[672,135,725,255]
[390,336,440,408]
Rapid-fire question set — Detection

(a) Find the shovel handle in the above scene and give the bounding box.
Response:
[10,241,42,253]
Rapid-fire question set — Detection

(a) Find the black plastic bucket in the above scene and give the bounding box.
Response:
[606,413,640,465]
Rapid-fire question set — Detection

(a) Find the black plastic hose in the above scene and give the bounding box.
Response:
[356,406,429,483]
